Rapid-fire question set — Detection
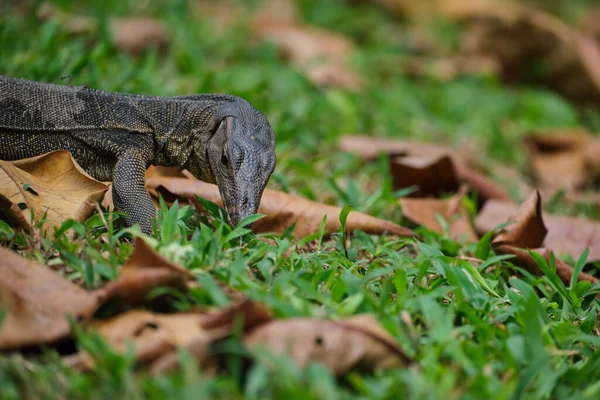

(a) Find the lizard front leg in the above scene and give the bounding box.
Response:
[112,150,155,234]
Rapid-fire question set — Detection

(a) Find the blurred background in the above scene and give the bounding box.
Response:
[1,0,599,217]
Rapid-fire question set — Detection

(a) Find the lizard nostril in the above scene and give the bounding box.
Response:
[242,197,249,207]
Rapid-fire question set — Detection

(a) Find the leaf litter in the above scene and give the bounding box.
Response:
[145,176,416,238]
[3,0,600,390]
[0,234,411,375]
[0,151,108,234]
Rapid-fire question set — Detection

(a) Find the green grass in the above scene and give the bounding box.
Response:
[1,0,600,399]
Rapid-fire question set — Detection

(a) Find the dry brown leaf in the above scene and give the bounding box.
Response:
[71,310,210,370]
[200,298,272,332]
[101,237,195,306]
[390,155,459,197]
[243,314,410,374]
[145,177,416,238]
[151,299,273,375]
[338,135,483,171]
[580,8,600,43]
[145,166,186,179]
[109,18,168,55]
[0,247,101,349]
[343,137,509,202]
[491,191,547,249]
[525,130,600,191]
[399,186,478,241]
[476,191,598,287]
[339,135,462,161]
[0,151,108,233]
[72,298,271,373]
[251,19,363,90]
[476,198,600,262]
[38,3,168,55]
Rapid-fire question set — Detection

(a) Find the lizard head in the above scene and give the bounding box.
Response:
[188,99,276,227]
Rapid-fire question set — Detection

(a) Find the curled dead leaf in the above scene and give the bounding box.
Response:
[476,198,600,263]
[145,177,416,238]
[399,185,478,241]
[477,191,598,287]
[391,155,459,197]
[0,151,108,233]
[243,314,411,374]
[0,247,102,349]
[491,191,547,249]
[341,136,509,202]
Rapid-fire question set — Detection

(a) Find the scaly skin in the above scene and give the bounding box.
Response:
[0,75,276,234]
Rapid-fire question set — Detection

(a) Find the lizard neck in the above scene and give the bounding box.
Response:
[153,101,216,169]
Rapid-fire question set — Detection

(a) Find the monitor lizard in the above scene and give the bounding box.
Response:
[0,75,276,234]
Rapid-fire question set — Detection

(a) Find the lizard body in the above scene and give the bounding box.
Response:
[0,75,276,233]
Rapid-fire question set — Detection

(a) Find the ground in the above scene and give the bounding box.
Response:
[1,1,599,399]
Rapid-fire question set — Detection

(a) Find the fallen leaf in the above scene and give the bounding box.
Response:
[0,151,108,233]
[476,197,600,262]
[0,247,101,349]
[341,137,510,202]
[454,163,513,203]
[490,191,547,249]
[145,166,186,179]
[580,8,600,43]
[151,299,272,375]
[390,155,459,197]
[101,237,195,306]
[399,185,478,241]
[477,191,599,287]
[243,314,411,374]
[339,135,464,162]
[200,298,272,332]
[145,177,416,238]
[525,130,600,191]
[74,310,210,370]
[251,19,363,90]
[109,18,169,55]
[38,3,168,55]
[338,135,484,173]
[72,298,272,373]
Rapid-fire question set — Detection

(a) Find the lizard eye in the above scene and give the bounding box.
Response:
[221,152,229,166]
